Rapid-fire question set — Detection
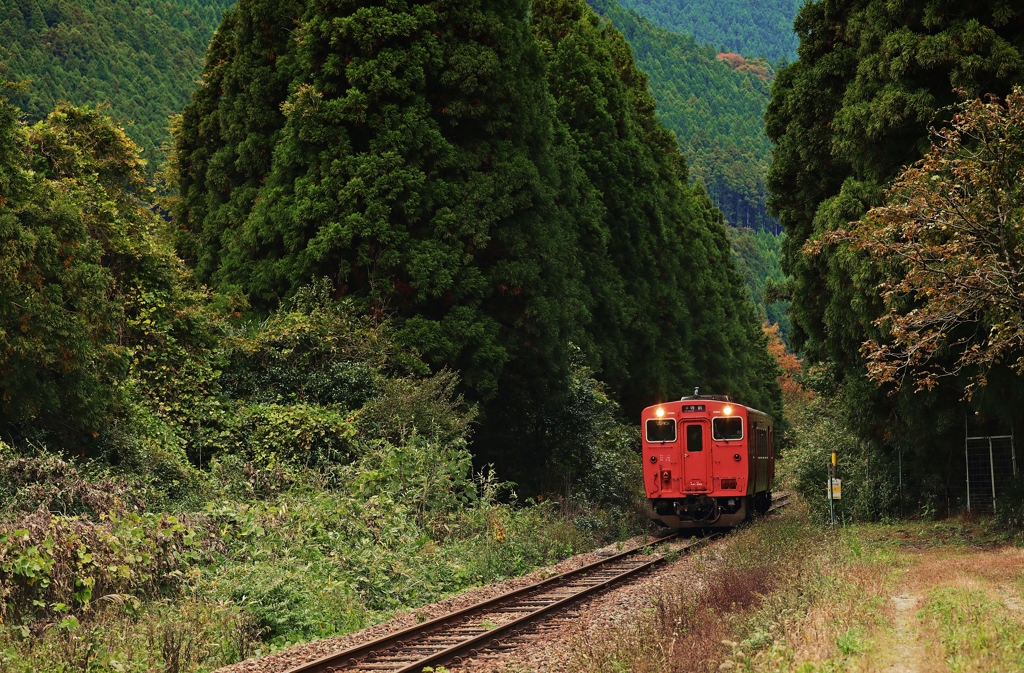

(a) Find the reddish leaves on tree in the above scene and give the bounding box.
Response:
[810,88,1024,399]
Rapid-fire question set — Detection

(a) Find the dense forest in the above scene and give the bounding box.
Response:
[613,0,800,63]
[0,0,232,169]
[590,0,777,233]
[768,0,1024,513]
[173,0,782,479]
[0,1,786,666]
[728,227,790,338]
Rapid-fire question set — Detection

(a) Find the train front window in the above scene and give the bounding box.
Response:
[712,416,743,441]
[686,424,703,452]
[646,419,676,442]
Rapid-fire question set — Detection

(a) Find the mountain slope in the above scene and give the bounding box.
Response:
[590,0,775,231]
[0,0,232,170]
[615,0,800,62]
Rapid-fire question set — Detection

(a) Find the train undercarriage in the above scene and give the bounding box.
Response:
[647,492,771,529]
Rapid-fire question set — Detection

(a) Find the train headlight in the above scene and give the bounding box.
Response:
[723,405,733,415]
[655,407,665,418]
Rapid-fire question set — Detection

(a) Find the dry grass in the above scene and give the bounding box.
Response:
[566,507,1024,673]
[566,505,829,672]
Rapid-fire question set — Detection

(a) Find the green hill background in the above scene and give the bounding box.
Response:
[0,0,232,170]
[614,0,801,62]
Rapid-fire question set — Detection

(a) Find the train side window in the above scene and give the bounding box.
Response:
[646,419,676,442]
[712,417,743,441]
[686,424,703,452]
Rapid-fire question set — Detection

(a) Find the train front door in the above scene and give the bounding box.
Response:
[681,420,711,492]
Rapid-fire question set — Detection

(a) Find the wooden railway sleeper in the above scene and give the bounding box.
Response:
[284,532,693,673]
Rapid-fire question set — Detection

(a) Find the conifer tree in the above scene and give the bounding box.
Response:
[176,0,582,400]
[767,0,1024,453]
[533,0,781,417]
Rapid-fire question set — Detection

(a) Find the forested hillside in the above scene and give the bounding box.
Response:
[729,227,790,339]
[0,1,787,666]
[174,0,781,483]
[768,0,1024,511]
[590,0,776,233]
[614,0,800,63]
[0,0,232,169]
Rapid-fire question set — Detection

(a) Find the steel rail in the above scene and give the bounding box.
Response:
[390,535,713,673]
[283,494,791,673]
[282,531,689,673]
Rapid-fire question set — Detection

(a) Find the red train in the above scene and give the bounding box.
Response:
[642,392,774,528]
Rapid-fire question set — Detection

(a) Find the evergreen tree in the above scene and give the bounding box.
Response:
[176,0,783,485]
[173,0,304,279]
[533,0,781,417]
[766,0,1024,461]
[176,0,582,401]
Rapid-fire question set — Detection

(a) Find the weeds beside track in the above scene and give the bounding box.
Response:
[276,496,790,673]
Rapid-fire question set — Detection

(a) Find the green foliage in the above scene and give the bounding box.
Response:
[201,440,591,643]
[220,279,410,409]
[610,0,801,63]
[0,0,233,172]
[354,370,475,447]
[728,227,791,341]
[589,0,779,234]
[0,503,205,628]
[766,0,1024,473]
[783,395,899,524]
[533,0,781,421]
[229,403,357,470]
[175,0,783,487]
[175,0,581,403]
[0,101,180,443]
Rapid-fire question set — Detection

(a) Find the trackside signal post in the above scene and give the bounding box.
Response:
[827,451,840,525]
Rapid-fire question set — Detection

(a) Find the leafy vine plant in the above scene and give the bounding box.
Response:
[810,87,1024,399]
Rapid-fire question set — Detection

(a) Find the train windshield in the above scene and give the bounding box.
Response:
[646,419,676,442]
[712,416,743,441]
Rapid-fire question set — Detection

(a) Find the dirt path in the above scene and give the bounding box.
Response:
[855,534,1024,672]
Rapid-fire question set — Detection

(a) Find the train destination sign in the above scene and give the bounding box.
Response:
[681,404,705,412]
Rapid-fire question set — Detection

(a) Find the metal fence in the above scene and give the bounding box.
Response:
[965,433,1017,514]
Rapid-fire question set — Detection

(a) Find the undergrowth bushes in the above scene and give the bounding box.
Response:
[782,395,900,523]
[0,279,644,671]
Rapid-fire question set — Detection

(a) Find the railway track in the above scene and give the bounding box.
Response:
[283,494,791,673]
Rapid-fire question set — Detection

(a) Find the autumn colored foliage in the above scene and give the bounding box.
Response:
[821,89,1024,399]
[763,322,812,415]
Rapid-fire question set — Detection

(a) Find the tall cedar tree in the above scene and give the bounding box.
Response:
[176,0,783,484]
[175,0,581,401]
[532,0,781,418]
[766,0,1024,456]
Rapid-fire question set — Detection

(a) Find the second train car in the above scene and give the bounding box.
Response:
[642,392,774,528]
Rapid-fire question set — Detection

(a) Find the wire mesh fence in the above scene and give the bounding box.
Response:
[965,435,1017,514]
